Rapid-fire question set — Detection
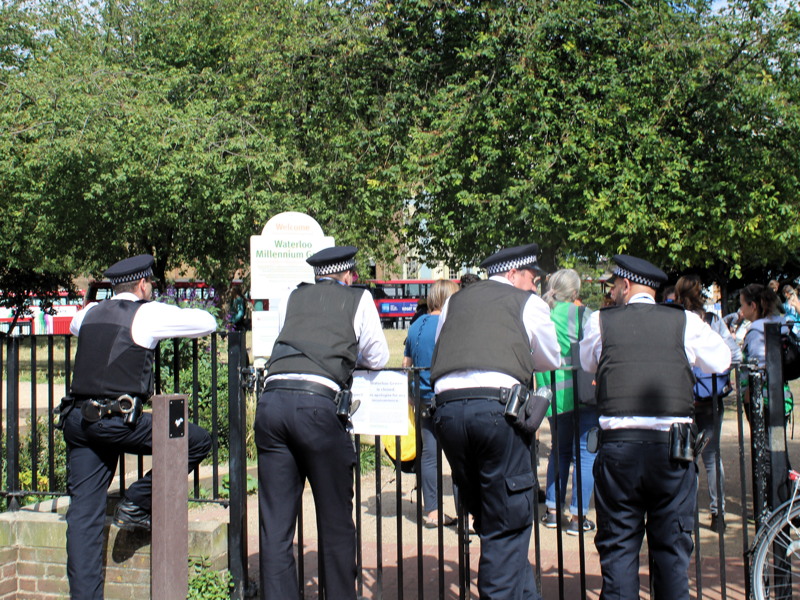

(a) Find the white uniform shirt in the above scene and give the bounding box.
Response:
[267,282,390,391]
[579,292,732,430]
[433,275,561,393]
[70,293,218,347]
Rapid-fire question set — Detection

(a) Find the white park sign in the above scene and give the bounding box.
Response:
[250,212,333,357]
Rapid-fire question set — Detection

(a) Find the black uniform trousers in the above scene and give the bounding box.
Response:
[433,398,541,600]
[62,406,212,600]
[255,389,358,600]
[593,438,697,600]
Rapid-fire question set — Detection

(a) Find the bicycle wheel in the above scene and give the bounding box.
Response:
[751,500,800,600]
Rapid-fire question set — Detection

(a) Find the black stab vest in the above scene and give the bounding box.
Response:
[70,300,154,398]
[430,279,534,385]
[596,303,694,417]
[267,279,362,388]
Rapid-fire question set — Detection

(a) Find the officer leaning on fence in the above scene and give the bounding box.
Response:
[430,243,561,600]
[254,246,389,600]
[579,255,731,600]
[57,254,215,600]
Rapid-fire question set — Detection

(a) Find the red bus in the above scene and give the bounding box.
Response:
[364,279,458,325]
[0,291,82,336]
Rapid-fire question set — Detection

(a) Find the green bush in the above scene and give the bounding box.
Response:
[187,557,231,600]
[0,416,68,508]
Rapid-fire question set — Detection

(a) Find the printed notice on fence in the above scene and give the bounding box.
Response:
[350,370,408,436]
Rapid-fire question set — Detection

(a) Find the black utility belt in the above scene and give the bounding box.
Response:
[592,423,707,463]
[264,379,359,421]
[79,395,144,425]
[600,429,670,444]
[54,394,144,428]
[264,379,338,401]
[435,387,506,405]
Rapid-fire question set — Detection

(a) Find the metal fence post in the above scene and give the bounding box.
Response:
[764,323,790,507]
[151,393,189,599]
[227,331,249,599]
[5,335,20,510]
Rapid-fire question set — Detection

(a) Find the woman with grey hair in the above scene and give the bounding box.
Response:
[537,269,598,534]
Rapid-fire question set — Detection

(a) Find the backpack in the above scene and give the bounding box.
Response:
[781,326,800,381]
[694,312,732,400]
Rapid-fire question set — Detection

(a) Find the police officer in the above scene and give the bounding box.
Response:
[430,243,561,600]
[579,255,731,600]
[62,254,216,600]
[255,246,389,600]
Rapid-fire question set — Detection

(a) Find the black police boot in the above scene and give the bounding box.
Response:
[114,499,151,531]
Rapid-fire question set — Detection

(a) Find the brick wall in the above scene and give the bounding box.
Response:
[0,508,226,599]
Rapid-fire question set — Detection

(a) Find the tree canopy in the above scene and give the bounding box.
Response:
[1,0,799,293]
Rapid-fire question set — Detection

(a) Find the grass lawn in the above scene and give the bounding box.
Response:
[383,328,409,369]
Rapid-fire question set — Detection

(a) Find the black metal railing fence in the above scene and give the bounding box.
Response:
[1,326,796,600]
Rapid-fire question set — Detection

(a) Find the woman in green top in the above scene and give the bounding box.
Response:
[536,269,598,535]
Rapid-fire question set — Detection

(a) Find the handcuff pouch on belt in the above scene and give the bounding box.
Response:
[669,422,707,463]
[53,396,75,430]
[335,389,360,423]
[420,401,433,419]
[502,385,529,419]
[502,384,550,436]
[80,395,143,426]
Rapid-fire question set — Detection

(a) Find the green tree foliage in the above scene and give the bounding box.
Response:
[0,0,799,286]
[399,0,800,279]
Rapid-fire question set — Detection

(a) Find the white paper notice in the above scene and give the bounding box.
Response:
[350,370,409,436]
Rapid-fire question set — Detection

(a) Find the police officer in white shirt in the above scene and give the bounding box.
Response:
[64,254,216,600]
[255,246,389,600]
[431,243,561,600]
[579,254,731,600]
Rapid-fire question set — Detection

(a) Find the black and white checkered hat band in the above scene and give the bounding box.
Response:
[486,255,538,276]
[109,268,153,286]
[314,260,356,277]
[613,266,660,289]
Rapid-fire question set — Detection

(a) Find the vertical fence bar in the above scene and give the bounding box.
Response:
[750,371,769,529]
[735,366,752,597]
[210,334,219,497]
[64,334,71,394]
[355,434,363,598]
[394,433,404,600]
[764,323,791,595]
[411,369,425,600]
[192,338,200,496]
[457,484,469,600]
[694,476,703,600]
[436,440,446,600]
[711,384,727,599]
[531,425,542,596]
[548,369,565,600]
[6,336,20,510]
[29,338,38,493]
[571,394,588,600]
[155,341,162,395]
[375,437,384,600]
[765,323,790,507]
[172,337,180,392]
[1,335,4,499]
[48,337,56,489]
[227,331,248,600]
